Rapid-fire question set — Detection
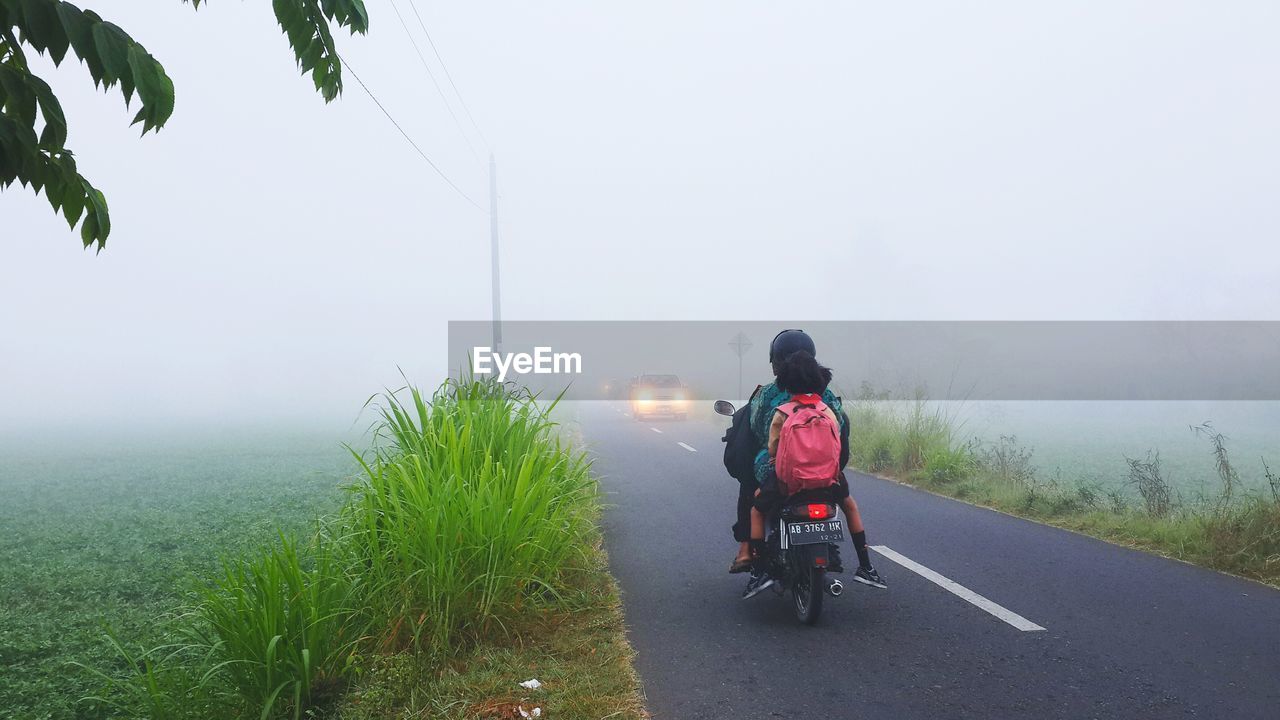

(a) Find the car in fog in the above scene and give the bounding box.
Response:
[630,374,690,420]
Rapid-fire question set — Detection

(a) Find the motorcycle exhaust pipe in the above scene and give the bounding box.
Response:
[828,579,844,597]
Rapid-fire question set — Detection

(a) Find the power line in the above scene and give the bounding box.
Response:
[339,55,484,211]
[386,0,482,166]
[407,0,490,148]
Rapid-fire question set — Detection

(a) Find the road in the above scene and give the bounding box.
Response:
[578,403,1280,720]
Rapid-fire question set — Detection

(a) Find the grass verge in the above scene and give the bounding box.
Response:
[334,543,646,720]
[845,391,1280,587]
[85,378,647,719]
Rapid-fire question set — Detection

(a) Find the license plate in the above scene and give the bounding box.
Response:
[786,519,845,545]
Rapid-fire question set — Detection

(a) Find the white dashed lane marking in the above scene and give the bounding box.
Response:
[651,427,664,434]
[677,442,697,453]
[871,545,1046,632]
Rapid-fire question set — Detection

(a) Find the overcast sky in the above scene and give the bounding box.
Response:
[3,1,1278,430]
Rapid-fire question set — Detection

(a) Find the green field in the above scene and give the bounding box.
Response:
[0,427,355,719]
[1,383,644,720]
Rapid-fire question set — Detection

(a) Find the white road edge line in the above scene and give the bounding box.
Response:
[651,427,664,434]
[870,545,1046,632]
[677,442,697,452]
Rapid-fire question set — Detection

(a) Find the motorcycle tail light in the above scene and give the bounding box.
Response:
[807,503,833,520]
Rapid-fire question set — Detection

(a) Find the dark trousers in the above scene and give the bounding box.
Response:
[732,478,760,542]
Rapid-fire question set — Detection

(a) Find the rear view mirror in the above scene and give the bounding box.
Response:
[713,400,736,416]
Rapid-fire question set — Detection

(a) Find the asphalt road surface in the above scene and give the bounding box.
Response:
[579,403,1280,720]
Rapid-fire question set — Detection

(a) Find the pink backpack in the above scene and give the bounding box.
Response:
[775,395,841,495]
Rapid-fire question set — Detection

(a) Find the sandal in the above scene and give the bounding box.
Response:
[729,556,753,574]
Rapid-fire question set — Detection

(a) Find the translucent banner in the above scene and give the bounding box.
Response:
[446,321,1280,401]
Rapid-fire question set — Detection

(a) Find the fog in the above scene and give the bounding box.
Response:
[3,1,1279,432]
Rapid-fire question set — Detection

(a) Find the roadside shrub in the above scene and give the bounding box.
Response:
[1265,458,1280,504]
[1204,496,1280,579]
[1125,451,1173,518]
[1192,422,1240,507]
[75,633,232,720]
[1074,482,1102,512]
[845,401,899,473]
[922,443,975,484]
[194,532,368,717]
[845,392,959,476]
[976,435,1036,487]
[1106,489,1129,514]
[869,441,895,472]
[345,379,598,651]
[1044,486,1087,516]
[899,400,955,471]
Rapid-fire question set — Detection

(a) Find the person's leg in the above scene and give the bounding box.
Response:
[834,476,886,587]
[741,493,776,598]
[751,468,779,552]
[840,495,865,533]
[841,496,873,569]
[731,480,758,572]
[749,496,767,561]
[743,480,780,598]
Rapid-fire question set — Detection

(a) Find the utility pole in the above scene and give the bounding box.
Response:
[489,154,502,354]
[729,332,753,400]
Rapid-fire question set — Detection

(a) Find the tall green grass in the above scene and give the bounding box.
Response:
[846,393,959,476]
[88,378,601,718]
[345,379,597,651]
[193,531,369,716]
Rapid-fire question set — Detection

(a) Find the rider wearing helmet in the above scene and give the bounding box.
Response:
[740,329,886,598]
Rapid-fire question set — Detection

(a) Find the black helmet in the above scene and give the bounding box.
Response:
[769,329,816,363]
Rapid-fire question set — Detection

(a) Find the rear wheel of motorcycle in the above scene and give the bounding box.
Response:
[793,565,825,625]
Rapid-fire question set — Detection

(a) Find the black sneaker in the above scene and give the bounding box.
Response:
[742,570,776,599]
[853,565,887,589]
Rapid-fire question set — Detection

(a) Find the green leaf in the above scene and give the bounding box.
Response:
[29,73,67,149]
[126,44,174,134]
[31,157,54,205]
[17,0,59,57]
[79,204,98,246]
[60,169,84,227]
[0,115,18,184]
[5,0,368,251]
[273,0,349,101]
[90,20,132,97]
[0,65,39,129]
[80,181,108,249]
[347,0,370,33]
[57,3,107,87]
[319,0,369,33]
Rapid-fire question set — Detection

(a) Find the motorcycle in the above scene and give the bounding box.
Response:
[715,399,846,625]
